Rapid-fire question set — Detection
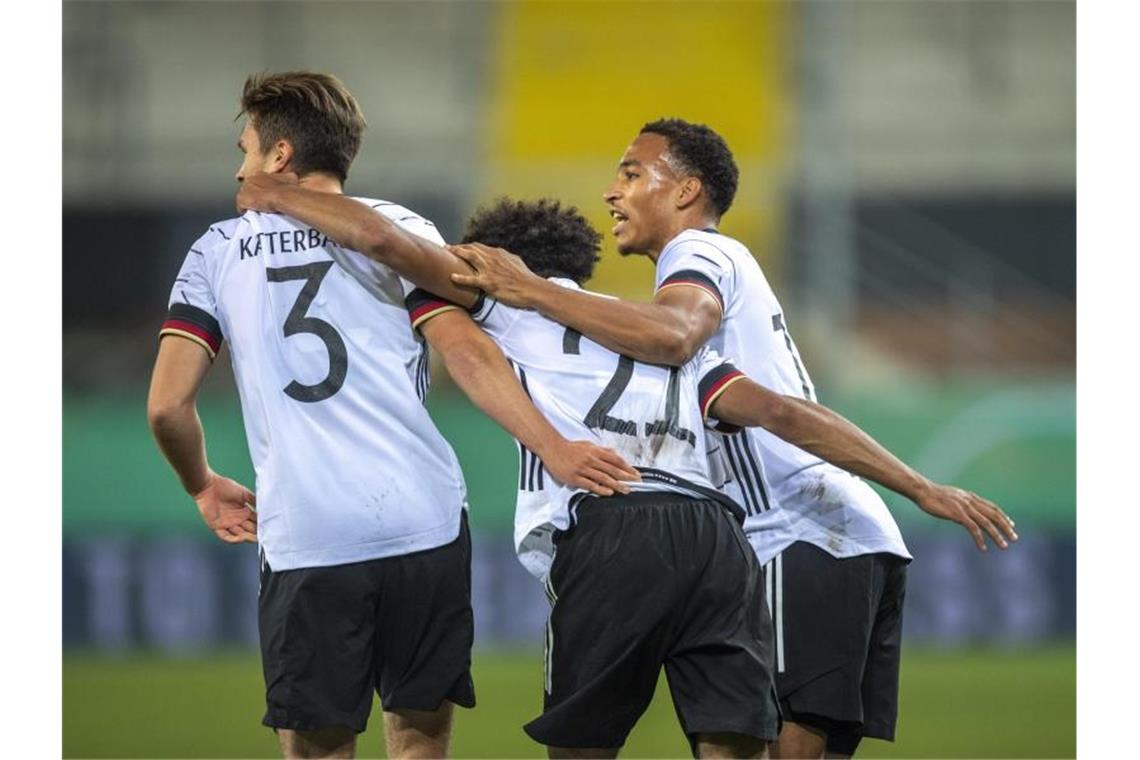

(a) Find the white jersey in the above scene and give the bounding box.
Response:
[409,279,747,581]
[160,198,467,571]
[655,228,911,563]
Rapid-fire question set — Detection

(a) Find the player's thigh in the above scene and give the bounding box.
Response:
[855,556,909,745]
[374,513,476,714]
[259,556,380,733]
[276,727,356,759]
[666,504,780,745]
[774,543,877,726]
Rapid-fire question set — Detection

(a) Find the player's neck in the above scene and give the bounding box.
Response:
[296,172,343,195]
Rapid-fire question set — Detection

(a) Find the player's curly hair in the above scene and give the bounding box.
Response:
[641,118,739,218]
[461,198,602,285]
[240,71,367,183]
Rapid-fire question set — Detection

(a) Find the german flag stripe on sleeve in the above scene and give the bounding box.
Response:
[657,269,724,311]
[698,363,746,420]
[405,288,461,330]
[160,303,223,359]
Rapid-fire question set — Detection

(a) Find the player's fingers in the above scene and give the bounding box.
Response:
[958,513,988,552]
[594,448,641,480]
[971,508,1010,550]
[589,458,640,485]
[243,488,257,509]
[450,272,482,288]
[582,467,631,495]
[241,519,257,535]
[216,529,243,544]
[978,500,1017,541]
[446,244,479,263]
[983,497,1016,534]
[570,474,614,497]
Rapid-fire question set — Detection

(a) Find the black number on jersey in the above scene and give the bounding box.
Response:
[644,368,697,446]
[267,261,348,403]
[772,313,815,400]
[563,327,694,446]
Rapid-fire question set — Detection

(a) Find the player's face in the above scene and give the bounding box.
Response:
[603,133,685,256]
[235,121,279,183]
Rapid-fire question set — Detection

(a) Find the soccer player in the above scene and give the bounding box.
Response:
[147,71,637,760]
[233,179,1014,759]
[445,120,1019,758]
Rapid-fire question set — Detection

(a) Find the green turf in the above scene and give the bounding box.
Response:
[63,646,1075,759]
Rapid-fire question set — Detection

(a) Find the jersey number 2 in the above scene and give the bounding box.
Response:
[267,261,348,403]
[563,327,695,445]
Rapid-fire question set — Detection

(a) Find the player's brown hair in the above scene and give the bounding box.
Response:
[239,71,367,183]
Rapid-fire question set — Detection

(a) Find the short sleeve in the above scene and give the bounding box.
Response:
[404,287,465,331]
[694,346,747,432]
[160,241,224,359]
[403,287,519,345]
[655,237,735,312]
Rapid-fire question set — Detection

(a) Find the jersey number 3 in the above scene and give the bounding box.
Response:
[267,261,348,403]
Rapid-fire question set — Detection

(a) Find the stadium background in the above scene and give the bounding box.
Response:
[62,2,1075,758]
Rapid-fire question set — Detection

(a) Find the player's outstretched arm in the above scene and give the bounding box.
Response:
[237,172,481,308]
[418,310,640,497]
[709,376,1017,552]
[147,337,257,544]
[448,243,719,366]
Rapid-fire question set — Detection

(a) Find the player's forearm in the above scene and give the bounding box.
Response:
[147,401,212,495]
[269,186,390,256]
[712,381,932,502]
[525,279,696,366]
[270,187,479,308]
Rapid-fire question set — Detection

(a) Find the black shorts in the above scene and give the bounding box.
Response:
[525,493,780,750]
[771,541,909,756]
[258,514,475,733]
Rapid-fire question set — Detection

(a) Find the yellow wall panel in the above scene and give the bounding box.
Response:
[481,1,794,299]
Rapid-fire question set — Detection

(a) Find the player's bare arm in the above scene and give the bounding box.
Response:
[237,172,481,308]
[417,309,640,497]
[147,336,257,544]
[708,376,1017,552]
[449,242,720,366]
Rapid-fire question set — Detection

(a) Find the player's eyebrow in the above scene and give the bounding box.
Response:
[618,159,642,170]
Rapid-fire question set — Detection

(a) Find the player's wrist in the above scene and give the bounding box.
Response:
[522,275,556,310]
[188,468,218,499]
[909,475,938,505]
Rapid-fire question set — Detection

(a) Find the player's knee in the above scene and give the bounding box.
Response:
[384,703,455,758]
[774,721,828,759]
[695,732,769,759]
[276,726,356,759]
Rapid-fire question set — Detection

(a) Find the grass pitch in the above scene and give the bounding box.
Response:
[63,646,1074,758]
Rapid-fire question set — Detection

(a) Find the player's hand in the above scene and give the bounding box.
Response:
[447,243,544,308]
[192,471,258,544]
[539,439,641,497]
[236,171,299,214]
[914,482,1017,552]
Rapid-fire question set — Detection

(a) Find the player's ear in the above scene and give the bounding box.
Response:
[676,176,703,211]
[270,138,294,174]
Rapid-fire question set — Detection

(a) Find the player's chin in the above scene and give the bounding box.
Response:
[614,238,640,256]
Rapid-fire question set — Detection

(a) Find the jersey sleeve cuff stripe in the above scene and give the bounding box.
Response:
[657,274,724,311]
[409,303,461,329]
[159,325,219,359]
[700,369,745,420]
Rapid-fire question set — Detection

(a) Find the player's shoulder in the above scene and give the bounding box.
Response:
[660,228,750,268]
[187,215,252,256]
[352,196,438,228]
